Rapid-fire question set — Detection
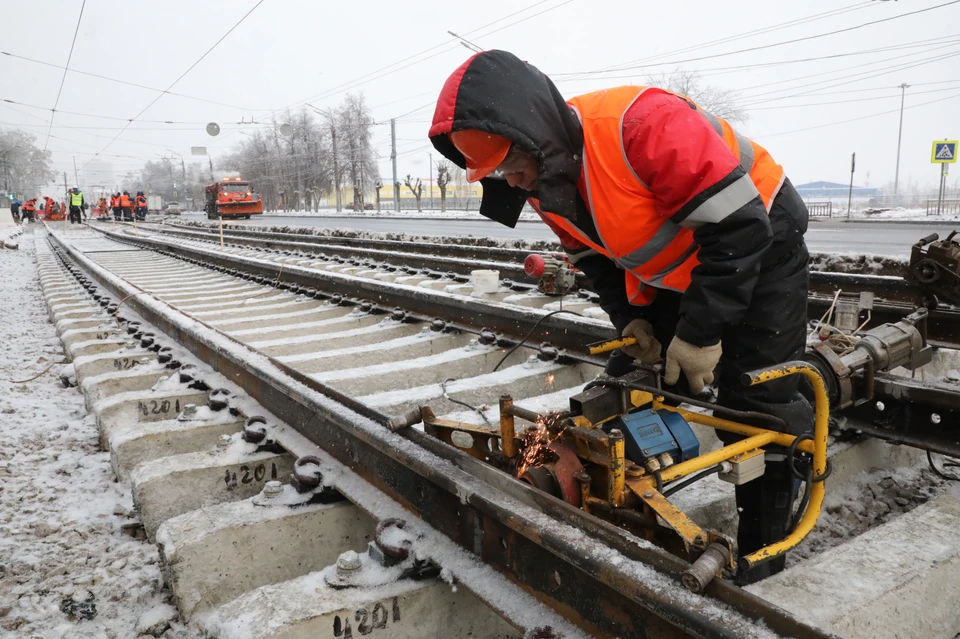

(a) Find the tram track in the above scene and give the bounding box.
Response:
[34,221,960,638]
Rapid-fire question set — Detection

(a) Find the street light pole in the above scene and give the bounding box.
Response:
[893,82,909,203]
[428,152,433,211]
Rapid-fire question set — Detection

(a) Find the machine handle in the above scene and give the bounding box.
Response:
[916,233,939,246]
[588,335,637,355]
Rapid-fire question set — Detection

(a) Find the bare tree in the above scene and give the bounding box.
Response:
[435,161,451,212]
[646,68,747,124]
[404,174,423,212]
[449,165,472,210]
[336,94,379,211]
[0,128,55,196]
[220,107,333,212]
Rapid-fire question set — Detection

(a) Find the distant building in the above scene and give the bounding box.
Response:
[793,180,880,199]
[83,159,115,191]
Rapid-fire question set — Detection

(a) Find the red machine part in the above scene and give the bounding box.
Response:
[524,253,547,278]
[517,441,584,507]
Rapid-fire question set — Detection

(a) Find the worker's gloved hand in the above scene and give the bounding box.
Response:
[620,319,662,364]
[664,337,722,394]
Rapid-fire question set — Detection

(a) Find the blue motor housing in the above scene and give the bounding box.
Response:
[614,408,700,466]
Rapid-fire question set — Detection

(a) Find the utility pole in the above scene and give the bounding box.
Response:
[306,104,341,212]
[893,82,909,203]
[428,152,433,211]
[331,125,341,212]
[72,156,79,188]
[391,119,399,212]
[63,171,68,200]
[847,152,856,219]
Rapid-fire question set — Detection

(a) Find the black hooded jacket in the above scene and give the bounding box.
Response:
[429,50,807,347]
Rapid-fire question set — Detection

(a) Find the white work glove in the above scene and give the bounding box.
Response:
[664,337,722,394]
[620,319,662,364]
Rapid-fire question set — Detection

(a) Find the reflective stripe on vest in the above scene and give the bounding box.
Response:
[537,86,784,305]
[71,193,83,206]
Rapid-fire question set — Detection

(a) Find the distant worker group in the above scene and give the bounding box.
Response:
[8,188,86,224]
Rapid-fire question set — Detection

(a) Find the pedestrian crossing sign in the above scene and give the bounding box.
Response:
[931,140,957,163]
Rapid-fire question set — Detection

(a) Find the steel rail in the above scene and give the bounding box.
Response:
[90,225,960,445]
[49,228,840,638]
[114,221,960,347]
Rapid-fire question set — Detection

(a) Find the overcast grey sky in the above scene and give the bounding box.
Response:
[2,0,958,192]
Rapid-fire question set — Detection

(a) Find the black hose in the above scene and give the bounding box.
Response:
[662,465,722,498]
[789,476,812,535]
[583,378,789,431]
[787,434,832,483]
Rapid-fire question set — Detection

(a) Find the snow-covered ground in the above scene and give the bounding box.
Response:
[0,231,199,638]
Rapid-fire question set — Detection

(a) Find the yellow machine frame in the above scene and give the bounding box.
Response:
[422,361,829,587]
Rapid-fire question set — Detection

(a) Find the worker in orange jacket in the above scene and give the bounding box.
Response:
[430,51,811,584]
[120,191,132,220]
[21,198,37,223]
[135,192,148,220]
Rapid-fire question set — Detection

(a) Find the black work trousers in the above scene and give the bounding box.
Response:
[613,240,811,582]
[69,205,83,224]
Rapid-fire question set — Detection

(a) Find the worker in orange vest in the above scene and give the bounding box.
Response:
[120,191,132,220]
[98,197,107,217]
[135,191,148,219]
[430,51,811,583]
[21,197,37,223]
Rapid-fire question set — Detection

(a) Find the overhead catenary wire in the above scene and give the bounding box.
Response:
[86,0,266,166]
[738,46,960,104]
[756,89,960,139]
[551,34,960,83]
[43,0,86,151]
[556,0,960,76]
[0,51,259,112]
[554,1,876,78]
[744,84,960,110]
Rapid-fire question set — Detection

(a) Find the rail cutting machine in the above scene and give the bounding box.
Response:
[420,309,932,591]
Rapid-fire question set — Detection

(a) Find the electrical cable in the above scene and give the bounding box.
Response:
[927,450,960,481]
[787,433,832,483]
[441,377,493,425]
[44,0,86,151]
[662,465,722,498]
[491,309,583,372]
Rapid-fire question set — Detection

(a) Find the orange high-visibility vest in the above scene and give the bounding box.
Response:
[120,194,131,207]
[136,196,146,207]
[538,86,784,305]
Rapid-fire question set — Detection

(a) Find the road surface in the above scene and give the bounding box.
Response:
[180,213,958,257]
